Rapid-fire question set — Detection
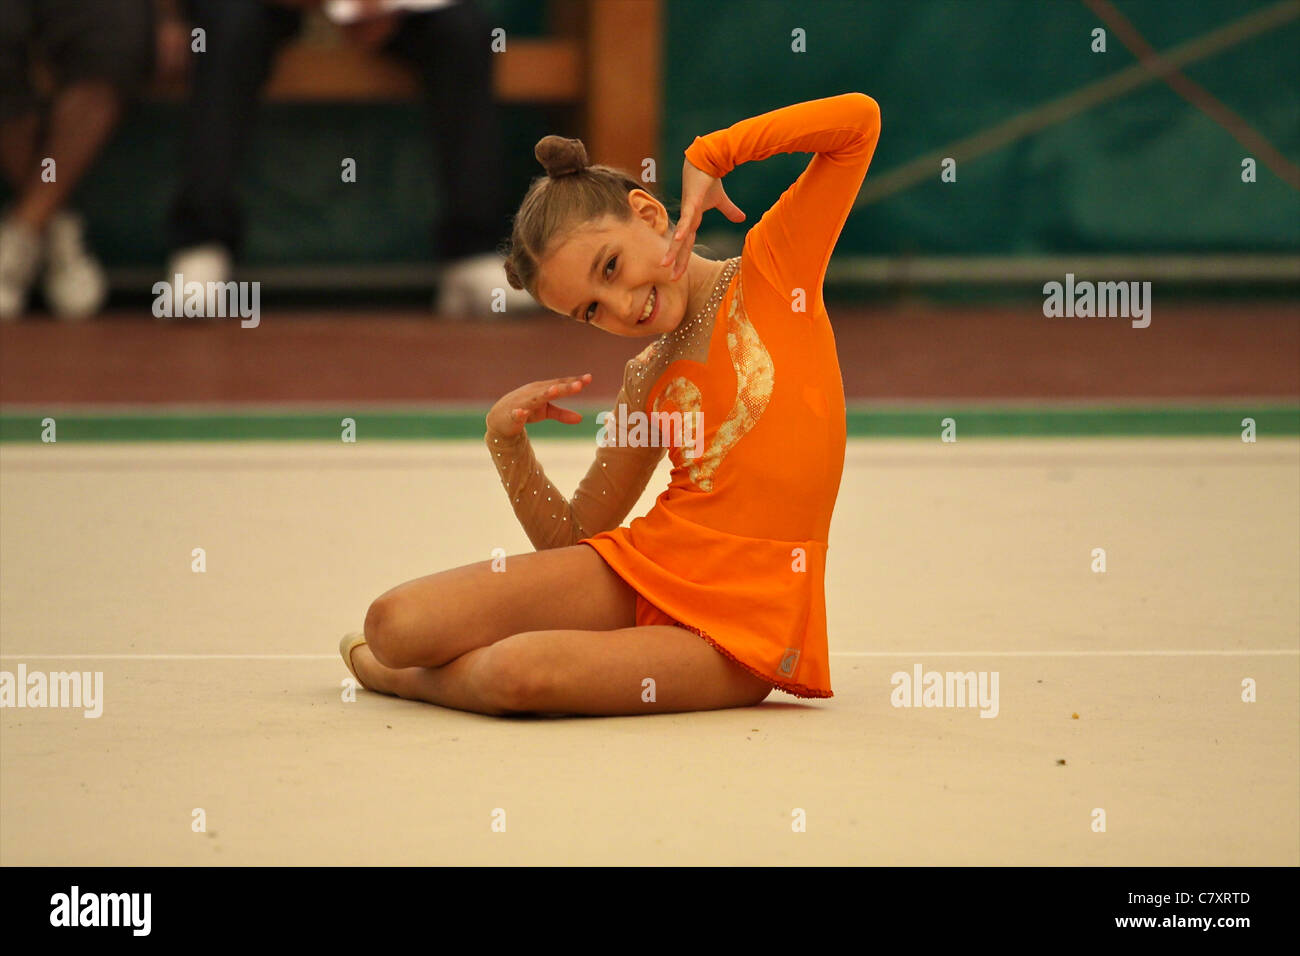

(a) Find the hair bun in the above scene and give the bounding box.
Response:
[503,256,525,291]
[535,135,589,178]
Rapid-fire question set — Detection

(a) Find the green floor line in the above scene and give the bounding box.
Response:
[1,405,1297,442]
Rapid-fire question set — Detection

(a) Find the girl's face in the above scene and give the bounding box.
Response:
[536,191,687,338]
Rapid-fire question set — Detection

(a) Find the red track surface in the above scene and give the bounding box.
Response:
[1,303,1296,404]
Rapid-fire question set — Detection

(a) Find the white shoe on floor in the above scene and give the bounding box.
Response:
[163,244,233,320]
[42,211,108,322]
[0,217,43,322]
[435,252,541,318]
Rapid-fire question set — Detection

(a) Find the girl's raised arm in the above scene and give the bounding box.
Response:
[679,92,881,312]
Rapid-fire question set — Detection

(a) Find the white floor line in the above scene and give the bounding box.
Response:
[0,650,1296,660]
[833,649,1298,657]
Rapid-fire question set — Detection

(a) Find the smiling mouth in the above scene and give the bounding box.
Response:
[637,287,657,325]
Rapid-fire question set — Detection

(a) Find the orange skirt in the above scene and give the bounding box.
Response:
[581,507,833,699]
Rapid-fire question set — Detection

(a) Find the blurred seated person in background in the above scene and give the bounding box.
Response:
[0,0,163,321]
[165,0,535,318]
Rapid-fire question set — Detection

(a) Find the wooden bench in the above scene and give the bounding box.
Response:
[152,0,661,178]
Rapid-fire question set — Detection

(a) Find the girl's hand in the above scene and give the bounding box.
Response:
[659,158,746,280]
[486,374,594,438]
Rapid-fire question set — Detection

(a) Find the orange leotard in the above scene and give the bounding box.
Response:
[487,92,882,698]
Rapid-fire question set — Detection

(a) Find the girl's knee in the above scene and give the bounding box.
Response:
[473,641,551,715]
[364,592,411,668]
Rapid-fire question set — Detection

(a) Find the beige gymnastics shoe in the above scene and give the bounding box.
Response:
[339,632,369,688]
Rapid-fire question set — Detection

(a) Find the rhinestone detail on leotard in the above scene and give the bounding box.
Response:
[624,257,740,410]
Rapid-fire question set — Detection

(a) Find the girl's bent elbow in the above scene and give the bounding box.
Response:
[851,92,882,131]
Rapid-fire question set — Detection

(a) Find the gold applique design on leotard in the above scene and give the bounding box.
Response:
[652,376,705,463]
[653,273,773,492]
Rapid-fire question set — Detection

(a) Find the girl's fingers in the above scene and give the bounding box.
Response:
[496,374,590,432]
[660,228,682,267]
[721,193,746,223]
[541,379,587,403]
[546,373,592,392]
[501,376,590,428]
[547,404,583,424]
[674,205,704,278]
[673,232,695,279]
[661,204,696,267]
[665,228,689,276]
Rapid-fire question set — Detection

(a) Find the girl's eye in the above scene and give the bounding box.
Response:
[585,256,618,322]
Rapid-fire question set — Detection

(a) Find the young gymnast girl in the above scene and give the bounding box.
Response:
[340,91,882,716]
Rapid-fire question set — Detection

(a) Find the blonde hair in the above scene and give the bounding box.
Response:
[502,135,677,302]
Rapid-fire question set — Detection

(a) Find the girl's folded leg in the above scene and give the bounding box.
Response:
[350,641,505,715]
[364,543,636,670]
[462,624,773,716]
[352,618,773,717]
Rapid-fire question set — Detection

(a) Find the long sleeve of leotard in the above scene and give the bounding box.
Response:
[684,91,881,311]
[485,357,666,551]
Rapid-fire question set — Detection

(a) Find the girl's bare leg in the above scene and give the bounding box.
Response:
[363,544,637,669]
[353,624,774,716]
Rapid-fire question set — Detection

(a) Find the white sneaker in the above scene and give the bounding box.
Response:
[42,211,108,322]
[163,244,233,320]
[435,252,541,318]
[0,217,43,322]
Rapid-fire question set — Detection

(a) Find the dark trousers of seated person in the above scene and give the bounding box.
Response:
[167,0,511,263]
